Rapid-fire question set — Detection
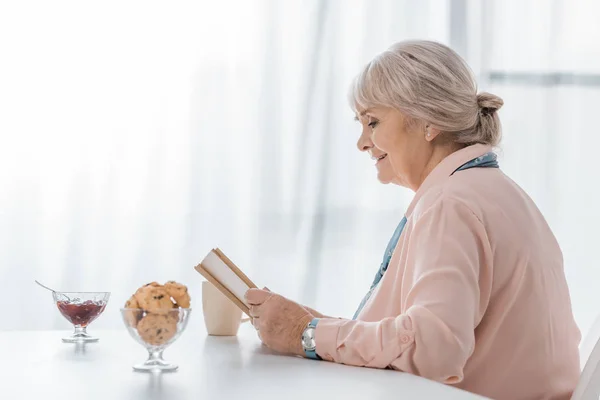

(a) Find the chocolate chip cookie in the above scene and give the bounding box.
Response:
[134,286,174,312]
[136,313,178,346]
[164,280,191,308]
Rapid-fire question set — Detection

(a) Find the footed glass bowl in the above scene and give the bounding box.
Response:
[53,291,110,343]
[121,307,191,372]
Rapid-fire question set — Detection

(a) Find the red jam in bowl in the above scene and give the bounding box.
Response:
[56,300,107,327]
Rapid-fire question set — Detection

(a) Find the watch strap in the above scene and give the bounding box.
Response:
[304,318,321,360]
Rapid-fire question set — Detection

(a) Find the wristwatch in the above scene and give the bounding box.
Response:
[301,318,321,360]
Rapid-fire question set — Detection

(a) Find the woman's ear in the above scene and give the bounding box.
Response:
[425,125,441,142]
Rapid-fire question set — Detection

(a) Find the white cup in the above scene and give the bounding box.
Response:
[202,281,247,336]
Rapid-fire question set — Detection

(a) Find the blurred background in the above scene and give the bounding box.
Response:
[1,0,599,334]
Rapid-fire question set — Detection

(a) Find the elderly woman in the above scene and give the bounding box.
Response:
[245,40,581,400]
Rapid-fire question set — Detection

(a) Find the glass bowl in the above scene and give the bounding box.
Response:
[121,307,191,372]
[53,291,110,343]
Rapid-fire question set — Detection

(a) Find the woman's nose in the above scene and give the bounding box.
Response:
[357,131,373,152]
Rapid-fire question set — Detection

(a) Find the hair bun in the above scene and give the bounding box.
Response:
[477,92,504,113]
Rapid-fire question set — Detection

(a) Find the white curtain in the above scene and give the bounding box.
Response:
[1,0,599,334]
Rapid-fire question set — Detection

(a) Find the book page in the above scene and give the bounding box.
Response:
[201,250,251,306]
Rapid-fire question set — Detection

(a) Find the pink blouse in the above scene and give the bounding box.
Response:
[315,144,581,400]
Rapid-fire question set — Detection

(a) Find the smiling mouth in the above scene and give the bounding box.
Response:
[375,154,387,163]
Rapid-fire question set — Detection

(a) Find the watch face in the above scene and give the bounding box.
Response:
[302,327,316,350]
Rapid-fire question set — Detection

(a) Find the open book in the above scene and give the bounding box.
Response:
[194,248,258,316]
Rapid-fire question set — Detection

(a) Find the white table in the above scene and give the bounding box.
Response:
[1,324,488,399]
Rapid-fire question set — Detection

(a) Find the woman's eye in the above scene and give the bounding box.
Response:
[368,121,379,129]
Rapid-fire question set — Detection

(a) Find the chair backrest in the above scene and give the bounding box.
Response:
[572,316,600,400]
[581,317,600,370]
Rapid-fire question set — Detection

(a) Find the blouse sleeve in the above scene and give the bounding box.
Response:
[314,197,492,384]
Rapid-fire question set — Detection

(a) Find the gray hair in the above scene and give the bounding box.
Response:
[349,40,504,146]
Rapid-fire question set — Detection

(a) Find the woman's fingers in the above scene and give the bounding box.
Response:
[249,305,261,319]
[245,294,312,356]
[249,306,261,330]
[245,288,272,306]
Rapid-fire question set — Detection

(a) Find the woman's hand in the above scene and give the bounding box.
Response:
[261,287,328,318]
[245,289,313,357]
[302,305,330,319]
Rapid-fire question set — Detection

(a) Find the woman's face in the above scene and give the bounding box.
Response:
[356,107,433,191]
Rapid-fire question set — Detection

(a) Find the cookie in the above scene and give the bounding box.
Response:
[132,282,160,297]
[134,286,174,312]
[132,282,161,302]
[164,281,191,308]
[124,295,140,309]
[123,295,142,327]
[136,313,178,346]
